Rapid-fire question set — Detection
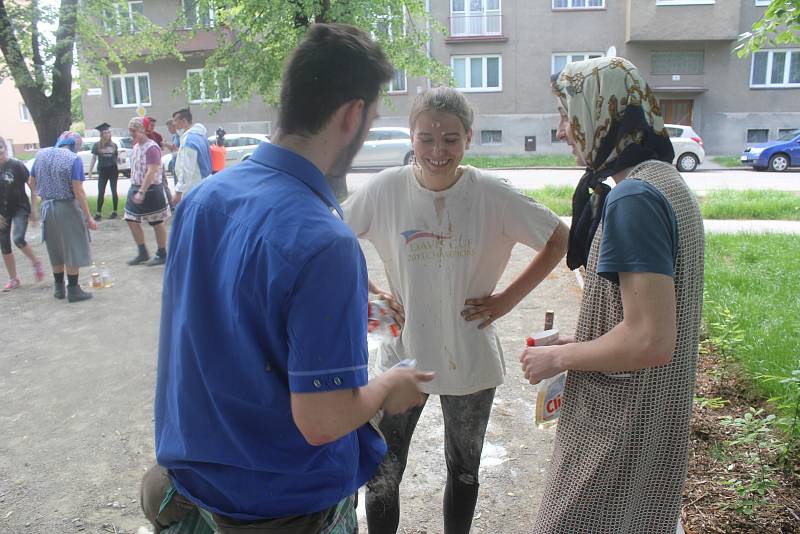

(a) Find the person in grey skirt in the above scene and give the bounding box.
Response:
[29,131,97,302]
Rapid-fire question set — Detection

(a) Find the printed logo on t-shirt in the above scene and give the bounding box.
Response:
[401,229,450,244]
[401,229,475,263]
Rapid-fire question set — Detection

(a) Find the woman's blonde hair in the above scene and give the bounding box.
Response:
[409,86,474,133]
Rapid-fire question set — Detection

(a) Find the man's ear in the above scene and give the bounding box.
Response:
[340,99,366,135]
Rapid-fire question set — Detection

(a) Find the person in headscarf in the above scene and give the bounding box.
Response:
[125,117,171,266]
[29,131,97,302]
[520,57,704,533]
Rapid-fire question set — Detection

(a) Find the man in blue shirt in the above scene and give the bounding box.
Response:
[141,23,434,534]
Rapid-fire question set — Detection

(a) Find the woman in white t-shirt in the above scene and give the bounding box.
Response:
[343,86,569,534]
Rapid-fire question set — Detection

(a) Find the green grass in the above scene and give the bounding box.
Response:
[700,190,800,220]
[524,187,800,220]
[711,155,745,168]
[86,196,127,215]
[704,234,800,405]
[525,186,573,216]
[462,154,578,168]
[15,152,36,161]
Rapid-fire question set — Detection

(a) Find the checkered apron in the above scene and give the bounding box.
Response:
[534,160,705,533]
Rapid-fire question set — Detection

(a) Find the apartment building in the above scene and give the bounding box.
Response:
[82,0,799,155]
[0,78,40,156]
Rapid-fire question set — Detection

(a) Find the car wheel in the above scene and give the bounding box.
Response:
[676,153,698,173]
[403,151,415,166]
[768,153,789,172]
[121,170,130,178]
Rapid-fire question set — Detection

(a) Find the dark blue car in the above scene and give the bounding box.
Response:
[740,129,800,172]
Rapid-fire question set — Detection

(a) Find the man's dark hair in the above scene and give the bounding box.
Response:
[278,23,394,135]
[172,108,193,124]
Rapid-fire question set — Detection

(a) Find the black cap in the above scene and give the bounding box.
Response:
[95,122,111,132]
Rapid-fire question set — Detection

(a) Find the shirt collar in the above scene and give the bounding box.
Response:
[250,142,343,218]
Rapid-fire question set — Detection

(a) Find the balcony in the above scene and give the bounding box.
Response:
[447,14,506,43]
[626,2,740,42]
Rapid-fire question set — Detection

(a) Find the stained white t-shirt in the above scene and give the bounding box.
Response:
[343,165,560,395]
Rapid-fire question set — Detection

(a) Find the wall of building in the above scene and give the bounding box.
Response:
[0,79,40,155]
[80,0,799,156]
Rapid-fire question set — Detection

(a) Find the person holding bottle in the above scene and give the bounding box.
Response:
[343,86,569,534]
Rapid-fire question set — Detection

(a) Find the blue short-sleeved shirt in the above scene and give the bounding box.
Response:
[155,142,386,520]
[597,179,678,283]
[31,148,84,200]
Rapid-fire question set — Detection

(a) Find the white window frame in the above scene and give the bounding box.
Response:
[655,0,715,5]
[109,72,151,108]
[451,55,502,92]
[187,69,232,103]
[750,49,800,88]
[24,143,36,152]
[552,0,605,10]
[181,0,215,28]
[450,0,502,37]
[551,52,604,75]
[103,1,143,33]
[755,0,771,5]
[18,103,31,122]
[388,69,407,94]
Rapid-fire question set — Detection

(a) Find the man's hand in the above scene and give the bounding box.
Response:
[462,290,518,329]
[520,345,565,385]
[86,217,98,231]
[132,190,145,205]
[173,192,182,206]
[381,367,434,415]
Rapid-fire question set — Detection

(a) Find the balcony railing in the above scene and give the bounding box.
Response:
[449,13,502,38]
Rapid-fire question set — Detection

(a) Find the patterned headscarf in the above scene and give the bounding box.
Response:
[553,57,674,270]
[128,116,146,133]
[55,131,83,151]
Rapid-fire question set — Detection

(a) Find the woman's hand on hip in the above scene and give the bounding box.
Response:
[462,291,517,330]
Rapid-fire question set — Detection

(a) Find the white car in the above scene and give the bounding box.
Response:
[79,136,133,177]
[162,133,270,172]
[24,136,133,178]
[665,124,705,173]
[208,133,271,165]
[352,127,414,168]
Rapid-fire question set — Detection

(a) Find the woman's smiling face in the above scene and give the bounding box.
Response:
[411,110,472,179]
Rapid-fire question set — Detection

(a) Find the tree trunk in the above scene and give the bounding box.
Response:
[29,95,72,148]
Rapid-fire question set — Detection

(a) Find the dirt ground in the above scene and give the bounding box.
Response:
[0,215,582,534]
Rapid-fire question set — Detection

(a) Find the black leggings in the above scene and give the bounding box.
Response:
[366,387,495,534]
[97,166,119,212]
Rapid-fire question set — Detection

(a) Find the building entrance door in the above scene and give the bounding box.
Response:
[660,99,694,126]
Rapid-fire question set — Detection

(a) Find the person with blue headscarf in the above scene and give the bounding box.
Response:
[29,131,97,302]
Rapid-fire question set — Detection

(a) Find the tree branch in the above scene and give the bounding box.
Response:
[30,0,45,87]
[50,0,78,104]
[0,0,38,93]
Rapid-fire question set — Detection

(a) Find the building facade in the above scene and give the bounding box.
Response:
[82,0,800,155]
[0,79,40,156]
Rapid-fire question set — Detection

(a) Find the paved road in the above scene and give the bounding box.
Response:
[83,166,800,199]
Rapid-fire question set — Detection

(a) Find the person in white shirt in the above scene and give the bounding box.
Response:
[343,86,569,534]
